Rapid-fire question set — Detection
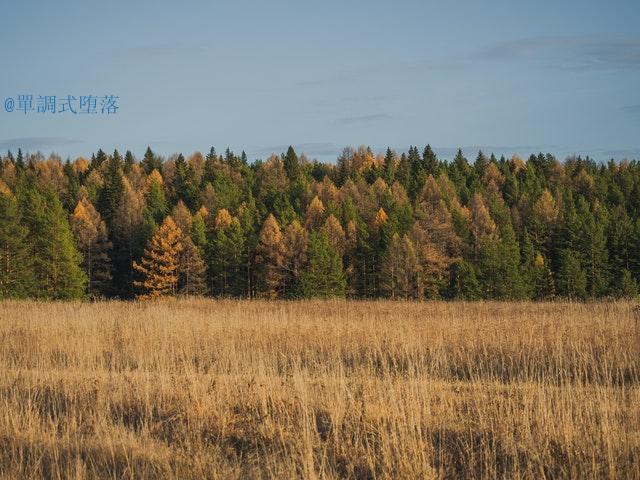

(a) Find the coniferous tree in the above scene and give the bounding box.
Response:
[321,214,346,256]
[412,175,461,295]
[91,149,107,171]
[520,228,554,299]
[612,269,638,299]
[63,160,81,210]
[178,235,207,296]
[407,146,423,201]
[141,147,162,174]
[283,146,301,181]
[607,206,634,277]
[144,169,168,228]
[172,200,193,235]
[305,196,325,231]
[172,154,199,210]
[482,191,526,299]
[469,192,499,254]
[298,232,346,298]
[124,150,135,174]
[282,219,309,297]
[111,178,147,298]
[209,209,245,296]
[382,148,395,185]
[556,249,588,299]
[368,207,394,297]
[575,199,609,297]
[474,150,489,178]
[422,145,438,177]
[395,153,412,195]
[382,233,420,299]
[191,209,208,248]
[15,148,25,170]
[255,214,286,298]
[97,150,125,225]
[133,216,183,299]
[4,143,640,301]
[450,149,472,204]
[168,201,207,296]
[0,191,34,298]
[239,195,260,297]
[529,189,559,253]
[630,219,640,284]
[447,260,481,300]
[17,181,86,299]
[70,197,112,297]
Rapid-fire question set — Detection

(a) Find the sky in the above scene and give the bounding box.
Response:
[1,0,639,163]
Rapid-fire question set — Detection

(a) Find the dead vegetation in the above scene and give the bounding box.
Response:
[0,300,638,479]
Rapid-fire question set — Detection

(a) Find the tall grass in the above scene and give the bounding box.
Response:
[0,300,638,479]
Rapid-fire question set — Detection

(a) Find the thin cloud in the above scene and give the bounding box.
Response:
[297,60,428,87]
[622,105,640,114]
[472,36,640,71]
[107,42,209,58]
[0,136,81,150]
[296,35,640,88]
[335,114,392,125]
[596,148,640,159]
[298,72,362,87]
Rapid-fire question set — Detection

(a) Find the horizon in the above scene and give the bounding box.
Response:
[2,143,637,166]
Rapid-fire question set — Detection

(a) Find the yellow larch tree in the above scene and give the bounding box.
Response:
[321,214,346,256]
[305,196,325,231]
[70,197,112,296]
[374,207,388,227]
[133,215,184,299]
[282,219,309,295]
[172,201,207,296]
[214,208,234,231]
[255,214,287,298]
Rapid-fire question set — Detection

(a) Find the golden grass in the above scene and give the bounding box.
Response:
[0,299,638,479]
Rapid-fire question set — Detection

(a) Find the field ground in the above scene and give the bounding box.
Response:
[0,300,638,479]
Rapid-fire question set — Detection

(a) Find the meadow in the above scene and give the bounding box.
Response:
[0,300,638,479]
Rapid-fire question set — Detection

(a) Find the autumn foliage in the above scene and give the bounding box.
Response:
[133,216,183,299]
[1,145,639,300]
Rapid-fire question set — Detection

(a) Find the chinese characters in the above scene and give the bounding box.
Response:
[4,95,119,114]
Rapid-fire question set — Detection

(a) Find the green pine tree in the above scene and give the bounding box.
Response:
[422,145,438,176]
[284,146,301,181]
[478,192,526,299]
[612,268,638,299]
[208,215,246,296]
[575,199,609,297]
[297,232,346,298]
[97,150,125,225]
[145,173,168,226]
[556,249,587,300]
[0,191,34,298]
[62,160,81,210]
[141,146,162,174]
[382,148,395,185]
[172,154,199,210]
[447,260,481,300]
[123,150,135,173]
[17,180,86,299]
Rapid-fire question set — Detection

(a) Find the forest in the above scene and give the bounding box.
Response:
[1,144,639,301]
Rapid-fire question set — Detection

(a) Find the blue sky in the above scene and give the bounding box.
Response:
[1,0,639,163]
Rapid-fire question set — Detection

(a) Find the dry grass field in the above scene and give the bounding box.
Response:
[0,300,638,479]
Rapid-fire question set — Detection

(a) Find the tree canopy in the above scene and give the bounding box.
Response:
[1,146,639,300]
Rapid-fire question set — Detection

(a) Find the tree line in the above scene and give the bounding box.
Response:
[1,145,639,300]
